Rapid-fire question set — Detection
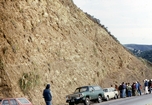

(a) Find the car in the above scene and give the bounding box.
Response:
[66,85,104,105]
[0,97,32,105]
[102,87,119,101]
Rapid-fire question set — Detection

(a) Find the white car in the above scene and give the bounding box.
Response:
[102,87,119,101]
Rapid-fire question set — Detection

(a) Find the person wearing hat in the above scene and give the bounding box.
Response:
[43,84,52,105]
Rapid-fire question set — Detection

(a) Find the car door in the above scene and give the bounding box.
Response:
[88,86,97,100]
[110,88,115,98]
[10,99,18,105]
[109,88,113,99]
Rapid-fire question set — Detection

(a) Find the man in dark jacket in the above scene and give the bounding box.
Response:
[43,84,52,105]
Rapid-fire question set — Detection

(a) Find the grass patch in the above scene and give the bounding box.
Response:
[140,58,152,69]
[2,46,8,54]
[19,71,40,94]
[0,57,4,70]
[93,46,97,56]
[97,71,100,77]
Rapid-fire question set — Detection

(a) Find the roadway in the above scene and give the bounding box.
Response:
[93,94,152,105]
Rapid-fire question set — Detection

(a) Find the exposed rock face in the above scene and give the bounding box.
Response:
[0,0,152,105]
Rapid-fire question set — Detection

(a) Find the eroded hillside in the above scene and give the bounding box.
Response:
[0,0,152,105]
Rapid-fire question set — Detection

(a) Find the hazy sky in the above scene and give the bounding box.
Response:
[73,0,152,45]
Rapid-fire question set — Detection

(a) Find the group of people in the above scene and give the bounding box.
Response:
[42,79,152,105]
[143,79,152,94]
[114,79,152,98]
[117,81,141,98]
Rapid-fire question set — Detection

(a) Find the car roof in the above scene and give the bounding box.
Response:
[0,98,16,100]
[76,86,88,89]
[0,97,29,101]
[0,98,31,103]
[104,87,115,89]
[103,87,115,89]
[76,85,101,88]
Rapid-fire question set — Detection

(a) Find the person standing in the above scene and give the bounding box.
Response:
[132,82,136,96]
[127,83,132,97]
[125,83,128,97]
[135,82,139,96]
[115,84,118,91]
[118,84,123,98]
[144,79,149,94]
[43,84,52,105]
[122,82,126,98]
[137,81,142,95]
[150,79,152,93]
[148,79,152,93]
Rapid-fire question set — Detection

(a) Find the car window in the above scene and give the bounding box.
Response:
[80,87,88,92]
[74,88,80,93]
[89,87,94,91]
[110,88,114,92]
[10,99,18,105]
[113,88,116,91]
[2,100,9,105]
[17,98,29,104]
[108,88,111,92]
[103,89,108,92]
[93,86,101,90]
[110,88,116,91]
[74,87,88,93]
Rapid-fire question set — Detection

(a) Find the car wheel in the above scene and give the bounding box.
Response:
[98,95,102,103]
[114,94,118,99]
[84,97,90,105]
[106,96,109,101]
[69,102,74,105]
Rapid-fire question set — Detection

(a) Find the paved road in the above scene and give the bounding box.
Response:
[93,94,152,105]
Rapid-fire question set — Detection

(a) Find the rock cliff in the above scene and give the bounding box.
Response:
[0,0,152,105]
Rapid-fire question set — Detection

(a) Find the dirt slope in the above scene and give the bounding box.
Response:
[0,0,152,105]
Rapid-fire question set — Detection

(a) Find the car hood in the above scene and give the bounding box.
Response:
[67,92,81,97]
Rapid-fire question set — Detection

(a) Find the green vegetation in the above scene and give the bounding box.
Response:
[93,46,97,56]
[139,50,152,63]
[0,57,4,70]
[85,12,120,43]
[19,8,23,13]
[68,81,72,86]
[2,46,8,54]
[96,71,100,77]
[140,58,152,69]
[124,44,152,52]
[11,45,17,53]
[5,39,19,53]
[19,71,40,94]
[124,45,152,63]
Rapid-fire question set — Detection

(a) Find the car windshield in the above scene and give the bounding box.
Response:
[17,98,30,104]
[74,87,88,93]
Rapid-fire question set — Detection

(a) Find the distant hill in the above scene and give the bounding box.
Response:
[124,44,152,62]
[139,50,152,62]
[124,44,152,52]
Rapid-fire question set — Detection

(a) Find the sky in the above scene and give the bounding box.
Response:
[73,0,152,45]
